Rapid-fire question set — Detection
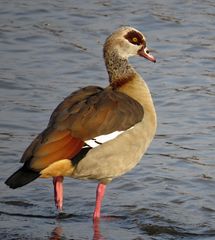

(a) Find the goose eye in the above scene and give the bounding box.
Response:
[132,37,138,43]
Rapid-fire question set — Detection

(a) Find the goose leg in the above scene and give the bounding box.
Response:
[93,183,106,220]
[53,176,64,212]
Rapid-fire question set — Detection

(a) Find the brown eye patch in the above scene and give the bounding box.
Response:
[124,30,146,46]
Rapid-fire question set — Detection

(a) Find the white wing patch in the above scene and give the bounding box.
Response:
[85,131,124,148]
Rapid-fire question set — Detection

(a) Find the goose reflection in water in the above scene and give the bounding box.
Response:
[49,226,63,240]
[48,221,106,240]
[93,220,106,240]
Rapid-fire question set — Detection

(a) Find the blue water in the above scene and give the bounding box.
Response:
[0,0,215,239]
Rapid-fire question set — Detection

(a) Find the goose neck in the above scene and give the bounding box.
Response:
[104,49,136,86]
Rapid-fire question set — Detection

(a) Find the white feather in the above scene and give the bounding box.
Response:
[85,131,124,148]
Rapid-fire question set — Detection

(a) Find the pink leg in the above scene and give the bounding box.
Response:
[93,183,106,221]
[53,176,64,212]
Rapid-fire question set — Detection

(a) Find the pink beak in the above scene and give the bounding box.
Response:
[138,47,156,63]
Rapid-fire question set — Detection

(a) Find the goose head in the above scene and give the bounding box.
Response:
[104,26,156,63]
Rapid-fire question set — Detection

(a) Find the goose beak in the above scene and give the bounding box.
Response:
[138,47,156,63]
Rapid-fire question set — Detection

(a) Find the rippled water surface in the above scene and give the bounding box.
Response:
[0,0,215,239]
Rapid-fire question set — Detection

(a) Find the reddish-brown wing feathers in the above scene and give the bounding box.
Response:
[21,129,83,170]
[21,86,143,171]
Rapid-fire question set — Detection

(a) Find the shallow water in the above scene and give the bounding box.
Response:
[0,0,215,239]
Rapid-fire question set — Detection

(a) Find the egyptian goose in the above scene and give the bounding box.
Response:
[5,26,157,220]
